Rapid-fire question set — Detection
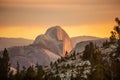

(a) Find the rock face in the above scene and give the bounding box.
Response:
[1,26,73,69]
[70,38,107,54]
[7,45,60,69]
[34,26,73,56]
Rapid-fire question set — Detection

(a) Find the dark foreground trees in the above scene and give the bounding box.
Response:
[0,48,61,80]
[82,17,120,80]
[0,48,10,80]
[109,17,120,80]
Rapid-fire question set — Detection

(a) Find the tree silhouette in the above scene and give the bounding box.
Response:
[109,17,120,80]
[110,17,120,44]
[35,64,44,80]
[0,48,10,80]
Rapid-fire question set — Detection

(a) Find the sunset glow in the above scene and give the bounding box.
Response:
[0,23,114,39]
[0,0,120,39]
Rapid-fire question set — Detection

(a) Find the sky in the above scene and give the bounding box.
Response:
[0,0,120,40]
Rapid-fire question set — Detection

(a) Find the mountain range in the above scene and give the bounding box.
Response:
[0,38,33,50]
[71,36,101,47]
[0,35,100,51]
[0,26,106,69]
[0,26,73,69]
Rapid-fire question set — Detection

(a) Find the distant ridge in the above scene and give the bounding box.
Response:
[0,37,33,50]
[71,36,101,47]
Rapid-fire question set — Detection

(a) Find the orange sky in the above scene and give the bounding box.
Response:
[0,23,114,40]
[0,0,120,39]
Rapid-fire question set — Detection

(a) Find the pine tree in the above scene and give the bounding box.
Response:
[25,66,36,80]
[83,42,96,63]
[36,64,44,80]
[108,17,120,80]
[0,48,10,80]
[113,17,120,79]
[88,50,107,80]
[20,66,26,80]
[102,40,110,48]
[110,31,117,44]
[15,62,20,80]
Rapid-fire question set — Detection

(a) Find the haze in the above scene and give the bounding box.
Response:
[0,0,120,39]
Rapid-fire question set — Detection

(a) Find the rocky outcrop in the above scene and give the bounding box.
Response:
[34,26,73,56]
[0,26,73,69]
